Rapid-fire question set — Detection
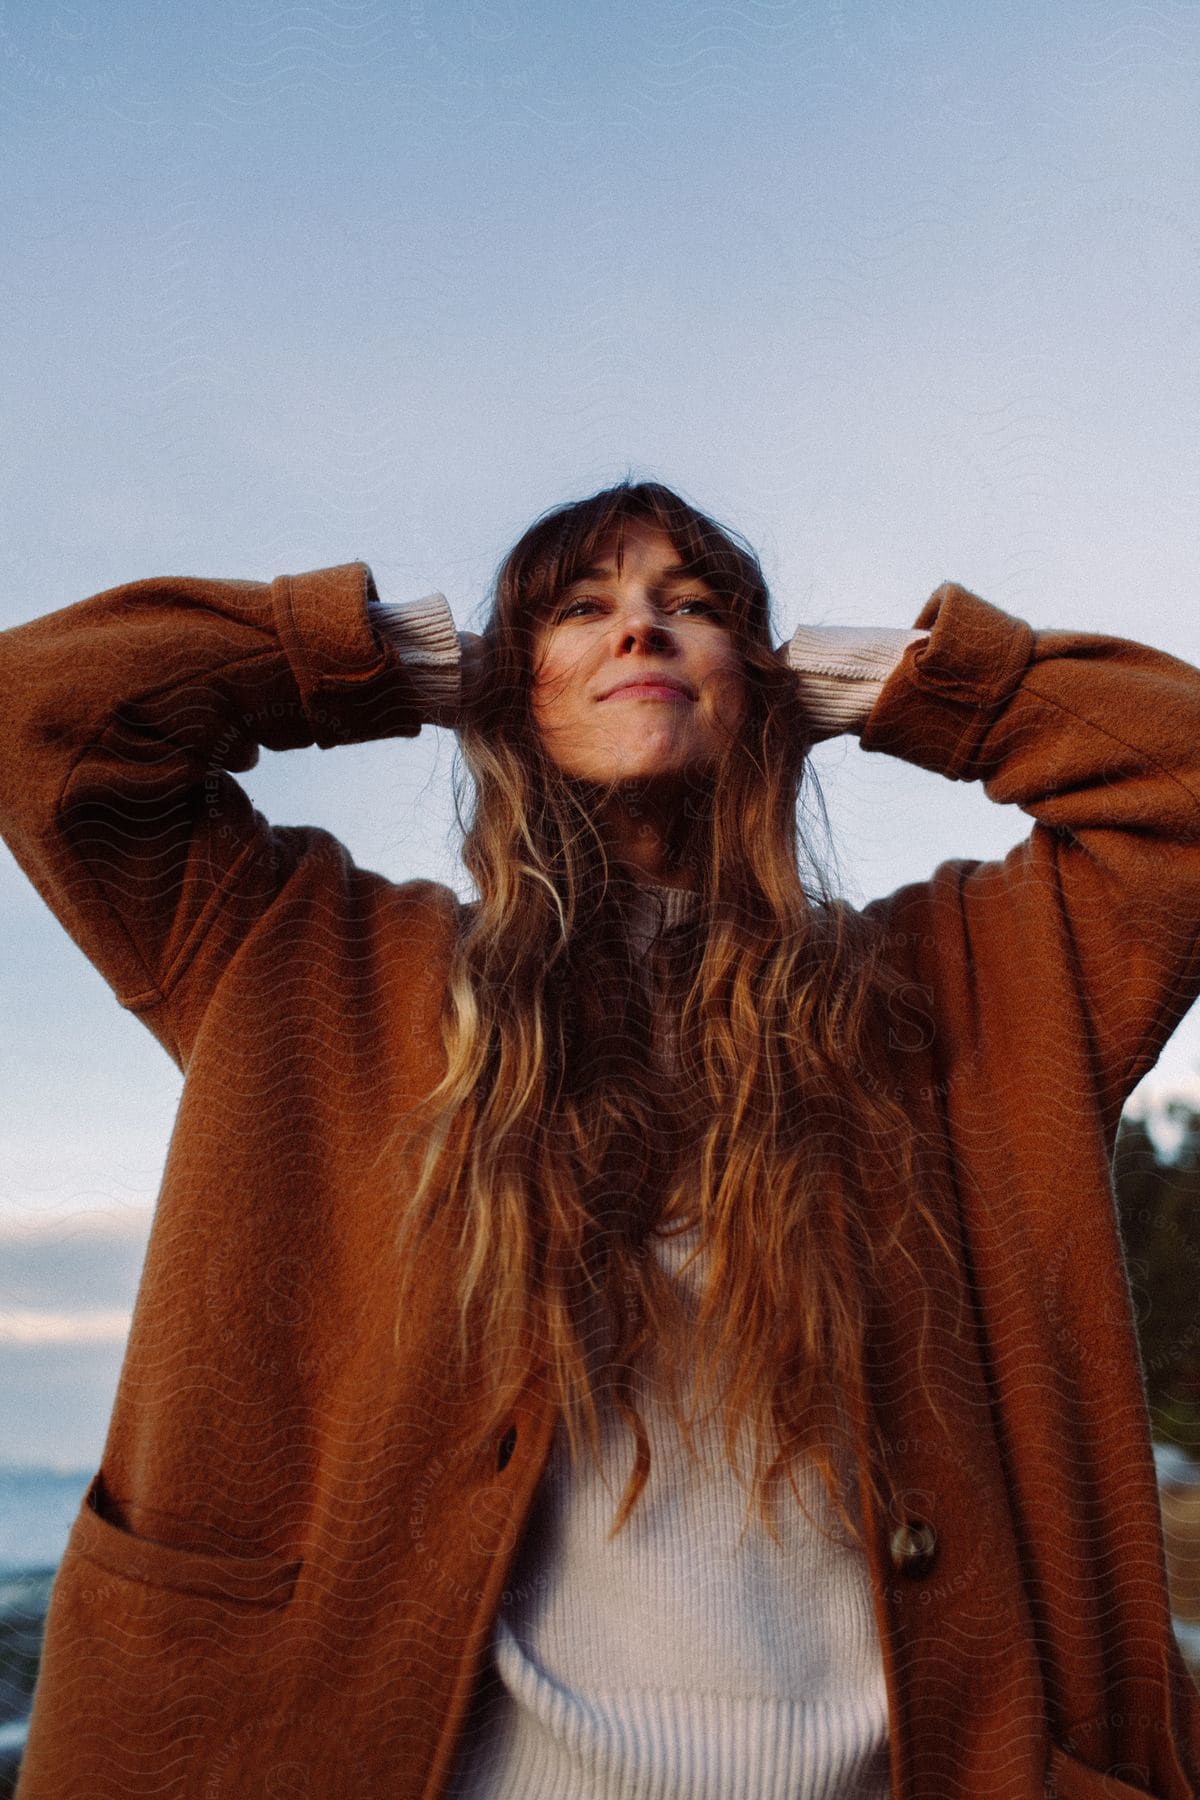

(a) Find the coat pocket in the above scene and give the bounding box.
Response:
[16,1473,304,1799]
[65,1470,301,1609]
[1046,1742,1159,1799]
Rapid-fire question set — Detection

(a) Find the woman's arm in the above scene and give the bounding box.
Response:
[0,562,451,1071]
[836,581,1200,1137]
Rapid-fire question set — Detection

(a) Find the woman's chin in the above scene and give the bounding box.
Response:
[563,747,716,787]
[596,764,709,798]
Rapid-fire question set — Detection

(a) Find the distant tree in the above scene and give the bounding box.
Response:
[1113,1103,1200,1450]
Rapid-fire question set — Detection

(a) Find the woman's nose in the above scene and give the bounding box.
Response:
[613,607,674,652]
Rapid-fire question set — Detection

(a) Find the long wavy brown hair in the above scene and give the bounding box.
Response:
[390,479,956,1550]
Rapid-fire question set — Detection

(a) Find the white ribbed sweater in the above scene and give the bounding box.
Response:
[370,594,927,1800]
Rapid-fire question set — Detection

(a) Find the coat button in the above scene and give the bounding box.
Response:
[890,1518,937,1576]
[496,1425,517,1472]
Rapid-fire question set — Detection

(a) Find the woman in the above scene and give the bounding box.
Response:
[3,480,1200,1799]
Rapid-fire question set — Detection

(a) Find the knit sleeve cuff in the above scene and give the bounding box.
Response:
[371,592,462,724]
[785,625,932,736]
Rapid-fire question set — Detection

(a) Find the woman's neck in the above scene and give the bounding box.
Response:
[598,783,704,891]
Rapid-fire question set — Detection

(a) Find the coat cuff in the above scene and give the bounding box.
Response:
[859,582,1036,779]
[269,562,428,747]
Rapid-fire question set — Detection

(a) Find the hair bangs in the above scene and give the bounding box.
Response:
[501,481,770,646]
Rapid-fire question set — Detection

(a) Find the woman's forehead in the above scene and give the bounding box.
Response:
[519,507,746,618]
[569,521,692,584]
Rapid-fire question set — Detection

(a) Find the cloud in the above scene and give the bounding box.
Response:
[0,1308,132,1346]
[0,1206,146,1430]
[0,1340,127,1471]
[0,1214,147,1464]
[0,1209,151,1315]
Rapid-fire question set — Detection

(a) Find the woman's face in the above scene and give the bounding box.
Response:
[530,519,749,786]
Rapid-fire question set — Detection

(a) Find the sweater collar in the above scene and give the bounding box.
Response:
[458,879,699,956]
[624,877,700,960]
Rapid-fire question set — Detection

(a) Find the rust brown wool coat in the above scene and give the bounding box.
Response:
[3,563,1200,1799]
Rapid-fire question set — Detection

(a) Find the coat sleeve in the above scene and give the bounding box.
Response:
[858,581,1200,1140]
[0,562,442,1071]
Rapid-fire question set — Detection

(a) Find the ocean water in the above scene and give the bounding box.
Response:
[0,1468,91,1577]
[0,1468,94,1774]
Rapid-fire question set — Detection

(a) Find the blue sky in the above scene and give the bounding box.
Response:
[2,0,1199,1468]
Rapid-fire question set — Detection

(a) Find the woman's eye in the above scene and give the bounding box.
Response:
[555,596,720,621]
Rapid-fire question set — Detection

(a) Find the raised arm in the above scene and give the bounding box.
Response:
[797,581,1200,1140]
[0,563,461,1070]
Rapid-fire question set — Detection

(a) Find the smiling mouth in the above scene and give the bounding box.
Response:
[603,683,695,701]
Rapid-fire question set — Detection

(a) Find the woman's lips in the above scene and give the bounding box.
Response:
[602,682,694,701]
